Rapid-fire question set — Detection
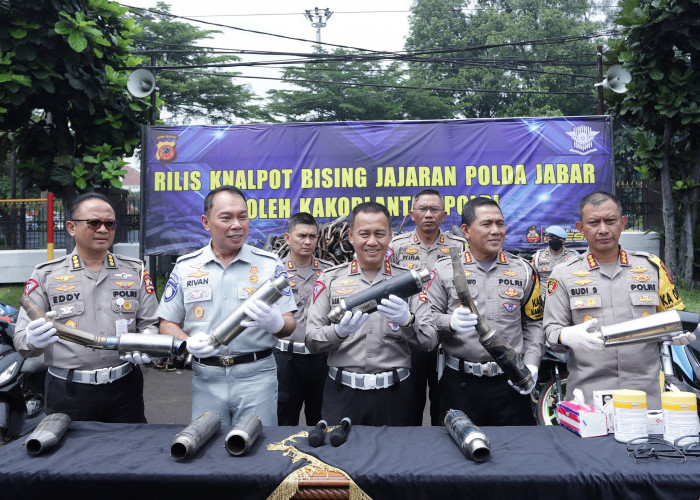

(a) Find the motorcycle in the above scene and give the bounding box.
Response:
[0,315,47,441]
[531,347,568,425]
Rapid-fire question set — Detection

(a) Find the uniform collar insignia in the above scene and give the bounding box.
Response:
[313,259,319,268]
[384,260,392,275]
[287,260,294,269]
[439,234,445,244]
[586,253,599,269]
[498,251,508,264]
[413,233,419,243]
[349,259,359,275]
[463,251,473,264]
[106,254,117,269]
[619,250,629,266]
[71,254,83,270]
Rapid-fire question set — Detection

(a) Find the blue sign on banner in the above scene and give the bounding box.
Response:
[143,116,614,256]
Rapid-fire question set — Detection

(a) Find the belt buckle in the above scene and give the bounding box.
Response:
[220,356,235,367]
[364,374,377,390]
[95,367,111,384]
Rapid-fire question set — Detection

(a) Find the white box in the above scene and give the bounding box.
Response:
[557,401,608,438]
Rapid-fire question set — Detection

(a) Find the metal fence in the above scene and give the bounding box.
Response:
[0,191,140,250]
[0,185,655,251]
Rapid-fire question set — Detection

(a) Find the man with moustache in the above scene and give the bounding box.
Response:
[14,193,158,422]
[388,188,465,425]
[544,191,697,408]
[158,186,297,426]
[427,197,544,426]
[275,212,332,425]
[306,202,437,426]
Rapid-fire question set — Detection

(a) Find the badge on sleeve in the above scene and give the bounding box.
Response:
[312,281,326,303]
[164,273,179,302]
[24,279,39,296]
[142,270,155,294]
[547,278,559,296]
[274,265,292,295]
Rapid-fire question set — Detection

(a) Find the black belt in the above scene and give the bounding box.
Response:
[195,349,272,367]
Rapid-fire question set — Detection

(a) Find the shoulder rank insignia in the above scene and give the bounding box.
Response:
[619,250,629,266]
[498,251,507,264]
[586,254,599,269]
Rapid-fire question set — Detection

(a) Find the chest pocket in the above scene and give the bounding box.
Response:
[51,301,84,320]
[184,286,212,304]
[111,297,140,314]
[629,292,659,317]
[498,285,523,301]
[570,294,602,323]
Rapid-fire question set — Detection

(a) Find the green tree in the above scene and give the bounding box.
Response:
[130,2,263,124]
[406,0,605,118]
[607,0,700,282]
[266,48,410,122]
[0,0,147,202]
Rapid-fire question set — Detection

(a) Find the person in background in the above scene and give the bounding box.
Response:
[531,225,579,303]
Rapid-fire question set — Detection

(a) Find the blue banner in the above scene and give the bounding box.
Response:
[144,117,613,255]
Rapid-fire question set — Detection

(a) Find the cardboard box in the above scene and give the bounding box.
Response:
[557,401,608,438]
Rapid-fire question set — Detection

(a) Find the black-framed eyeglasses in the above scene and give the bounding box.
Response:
[415,206,443,214]
[71,219,118,231]
[626,436,686,463]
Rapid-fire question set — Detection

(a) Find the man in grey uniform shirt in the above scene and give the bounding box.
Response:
[14,193,158,422]
[306,202,437,426]
[388,188,465,425]
[275,212,332,425]
[158,186,296,425]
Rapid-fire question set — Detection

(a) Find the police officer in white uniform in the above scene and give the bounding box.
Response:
[14,193,158,422]
[158,187,296,426]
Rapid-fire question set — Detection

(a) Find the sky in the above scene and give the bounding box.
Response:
[121,1,415,98]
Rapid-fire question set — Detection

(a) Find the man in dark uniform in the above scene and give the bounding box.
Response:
[306,202,437,426]
[14,193,158,422]
[388,188,465,425]
[275,212,333,425]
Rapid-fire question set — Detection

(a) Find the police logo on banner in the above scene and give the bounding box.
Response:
[274,266,292,296]
[164,274,179,302]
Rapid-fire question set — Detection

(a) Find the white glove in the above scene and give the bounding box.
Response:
[334,310,369,339]
[669,331,696,346]
[186,331,219,359]
[508,364,538,395]
[559,318,603,352]
[26,317,59,349]
[377,295,411,326]
[241,300,284,334]
[450,307,478,334]
[120,352,152,365]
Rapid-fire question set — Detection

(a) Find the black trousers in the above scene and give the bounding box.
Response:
[438,367,535,427]
[410,344,441,425]
[321,372,415,427]
[45,365,147,423]
[274,350,327,426]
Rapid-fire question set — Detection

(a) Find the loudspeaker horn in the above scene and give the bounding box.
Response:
[594,64,631,94]
[127,69,156,97]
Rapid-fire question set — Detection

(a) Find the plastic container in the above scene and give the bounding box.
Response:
[661,392,699,445]
[612,390,648,443]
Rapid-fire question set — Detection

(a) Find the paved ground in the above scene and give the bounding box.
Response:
[143,363,432,426]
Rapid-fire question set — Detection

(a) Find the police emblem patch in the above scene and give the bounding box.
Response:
[503,303,517,313]
[312,281,326,303]
[24,279,39,296]
[547,278,558,296]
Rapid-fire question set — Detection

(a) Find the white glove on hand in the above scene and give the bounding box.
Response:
[559,318,603,352]
[334,310,369,339]
[26,317,58,349]
[669,331,697,346]
[186,331,219,359]
[377,295,411,326]
[241,300,284,334]
[120,352,152,365]
[450,307,478,334]
[508,364,538,395]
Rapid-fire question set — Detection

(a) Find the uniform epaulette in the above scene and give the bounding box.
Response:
[390,232,412,243]
[249,246,279,260]
[629,250,654,259]
[391,262,411,272]
[35,254,70,269]
[316,257,334,268]
[113,254,144,265]
[560,253,586,267]
[322,262,347,273]
[444,232,467,243]
[176,247,205,263]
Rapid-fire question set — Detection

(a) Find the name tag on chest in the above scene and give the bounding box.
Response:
[184,287,212,303]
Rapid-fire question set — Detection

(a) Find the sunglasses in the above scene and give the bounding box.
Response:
[71,219,118,231]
